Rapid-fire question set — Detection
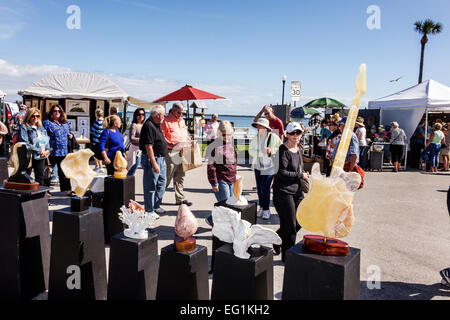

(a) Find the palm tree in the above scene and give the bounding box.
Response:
[414,19,443,84]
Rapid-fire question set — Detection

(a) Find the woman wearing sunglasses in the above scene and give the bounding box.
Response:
[127,108,146,176]
[272,122,309,263]
[43,104,74,196]
[18,107,51,186]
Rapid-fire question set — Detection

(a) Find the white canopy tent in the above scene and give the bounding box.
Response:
[18,72,128,100]
[368,79,450,143]
[0,89,6,99]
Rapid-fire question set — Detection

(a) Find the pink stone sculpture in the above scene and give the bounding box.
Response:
[175,204,198,240]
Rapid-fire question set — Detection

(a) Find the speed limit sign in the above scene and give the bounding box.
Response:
[291,81,301,101]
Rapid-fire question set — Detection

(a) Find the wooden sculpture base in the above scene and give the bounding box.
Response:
[174,236,196,253]
[302,235,349,256]
[3,180,40,191]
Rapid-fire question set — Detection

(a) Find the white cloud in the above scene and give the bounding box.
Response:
[0,22,23,40]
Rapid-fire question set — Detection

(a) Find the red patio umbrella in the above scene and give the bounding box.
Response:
[153,85,225,119]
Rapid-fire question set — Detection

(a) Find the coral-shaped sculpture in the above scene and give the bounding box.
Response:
[114,150,128,179]
[61,149,97,198]
[174,204,198,252]
[118,200,157,239]
[212,206,281,259]
[226,175,248,206]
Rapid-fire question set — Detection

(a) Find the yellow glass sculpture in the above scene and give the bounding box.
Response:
[297,64,366,241]
[226,175,248,206]
[113,151,128,179]
[61,149,97,198]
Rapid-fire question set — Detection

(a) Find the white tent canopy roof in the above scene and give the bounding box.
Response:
[0,89,6,99]
[368,80,450,142]
[368,79,450,111]
[18,72,128,100]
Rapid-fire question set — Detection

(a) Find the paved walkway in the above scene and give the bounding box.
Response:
[39,164,450,300]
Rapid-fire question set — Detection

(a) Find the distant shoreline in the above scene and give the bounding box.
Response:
[204,114,254,118]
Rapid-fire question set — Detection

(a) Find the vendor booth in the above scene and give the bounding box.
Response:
[18,72,129,144]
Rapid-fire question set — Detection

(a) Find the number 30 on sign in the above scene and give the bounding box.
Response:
[291,81,302,101]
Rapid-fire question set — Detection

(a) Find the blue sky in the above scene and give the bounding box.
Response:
[0,0,449,115]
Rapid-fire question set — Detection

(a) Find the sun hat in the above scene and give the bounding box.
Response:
[356,117,365,127]
[285,122,303,134]
[252,118,272,131]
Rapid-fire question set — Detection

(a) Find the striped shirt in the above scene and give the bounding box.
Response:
[90,119,103,145]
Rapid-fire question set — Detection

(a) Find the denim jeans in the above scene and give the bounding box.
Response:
[127,155,142,176]
[142,153,167,212]
[254,169,273,210]
[428,143,441,167]
[214,180,234,203]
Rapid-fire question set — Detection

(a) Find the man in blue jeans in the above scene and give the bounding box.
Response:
[139,105,168,218]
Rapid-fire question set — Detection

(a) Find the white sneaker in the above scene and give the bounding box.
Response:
[257,209,263,218]
[262,210,271,220]
[150,212,160,220]
[98,168,105,173]
[155,207,166,215]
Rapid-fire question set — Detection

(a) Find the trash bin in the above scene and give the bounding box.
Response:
[369,150,383,171]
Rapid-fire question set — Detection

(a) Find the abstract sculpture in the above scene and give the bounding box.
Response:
[4,142,39,190]
[118,200,157,239]
[296,64,367,256]
[61,149,97,198]
[174,204,198,252]
[212,206,281,259]
[113,151,128,179]
[226,175,248,206]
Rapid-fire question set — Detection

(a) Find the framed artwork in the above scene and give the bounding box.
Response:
[77,117,90,132]
[32,99,39,109]
[66,99,90,116]
[45,100,59,113]
[24,99,32,109]
[67,119,76,131]
[96,100,105,113]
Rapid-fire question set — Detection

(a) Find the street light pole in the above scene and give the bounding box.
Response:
[282,75,287,105]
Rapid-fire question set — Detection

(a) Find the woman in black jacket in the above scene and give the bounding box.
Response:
[273,122,309,263]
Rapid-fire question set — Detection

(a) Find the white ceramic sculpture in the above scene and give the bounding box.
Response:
[226,175,248,206]
[212,206,282,259]
[118,200,157,239]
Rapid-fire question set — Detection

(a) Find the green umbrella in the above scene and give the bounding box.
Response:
[303,97,347,109]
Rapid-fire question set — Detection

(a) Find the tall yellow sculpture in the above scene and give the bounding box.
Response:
[296,64,367,256]
[113,151,128,179]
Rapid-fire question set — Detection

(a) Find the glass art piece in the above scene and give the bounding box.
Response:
[174,204,198,252]
[119,200,157,239]
[226,175,248,206]
[212,206,281,259]
[113,151,128,179]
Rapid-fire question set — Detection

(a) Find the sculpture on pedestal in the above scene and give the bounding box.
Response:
[212,206,281,259]
[226,175,248,206]
[61,149,97,198]
[4,142,39,190]
[296,64,366,256]
[174,204,198,252]
[118,200,157,239]
[113,151,128,179]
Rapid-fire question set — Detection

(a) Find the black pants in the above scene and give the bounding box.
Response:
[49,156,71,192]
[390,144,404,163]
[273,191,303,262]
[26,158,45,186]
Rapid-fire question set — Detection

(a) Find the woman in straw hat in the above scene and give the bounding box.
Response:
[249,118,282,220]
[389,121,407,172]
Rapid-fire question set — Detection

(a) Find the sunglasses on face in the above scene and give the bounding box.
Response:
[288,130,302,136]
[31,115,40,118]
[53,110,61,113]
[138,113,145,116]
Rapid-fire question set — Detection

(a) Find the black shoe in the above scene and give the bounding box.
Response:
[176,200,193,206]
[440,268,450,286]
[273,244,281,255]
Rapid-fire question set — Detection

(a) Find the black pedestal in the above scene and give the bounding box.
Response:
[103,176,135,244]
[0,157,9,182]
[214,201,257,225]
[211,244,273,300]
[48,206,107,300]
[107,232,159,300]
[90,192,104,209]
[0,187,50,299]
[156,244,209,300]
[211,201,257,272]
[282,241,360,300]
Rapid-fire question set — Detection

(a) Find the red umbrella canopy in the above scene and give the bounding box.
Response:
[153,85,225,102]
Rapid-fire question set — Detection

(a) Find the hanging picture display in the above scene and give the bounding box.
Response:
[77,117,90,141]
[24,99,32,109]
[67,119,76,132]
[96,100,105,113]
[32,99,39,109]
[66,99,90,116]
[45,100,59,113]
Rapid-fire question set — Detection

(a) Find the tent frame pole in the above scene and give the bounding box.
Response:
[425,107,428,146]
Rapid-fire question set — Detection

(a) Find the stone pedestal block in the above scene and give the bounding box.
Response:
[107,232,159,300]
[156,244,209,300]
[282,241,360,300]
[0,187,50,299]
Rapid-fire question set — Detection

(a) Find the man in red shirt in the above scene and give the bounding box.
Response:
[254,105,284,138]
